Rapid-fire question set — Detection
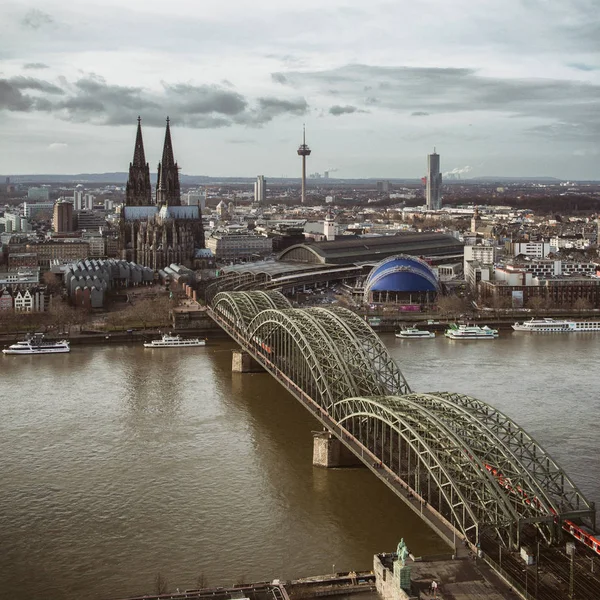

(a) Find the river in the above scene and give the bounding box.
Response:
[0,331,597,599]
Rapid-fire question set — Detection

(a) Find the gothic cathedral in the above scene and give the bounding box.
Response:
[119,118,205,271]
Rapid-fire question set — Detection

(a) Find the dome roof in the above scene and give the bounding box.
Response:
[364,254,439,296]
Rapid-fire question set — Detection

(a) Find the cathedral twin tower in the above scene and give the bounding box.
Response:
[119,118,205,270]
[125,117,181,207]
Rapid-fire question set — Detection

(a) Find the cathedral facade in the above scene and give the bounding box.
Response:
[119,118,205,271]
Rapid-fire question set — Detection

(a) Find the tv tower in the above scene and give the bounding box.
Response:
[297,124,311,204]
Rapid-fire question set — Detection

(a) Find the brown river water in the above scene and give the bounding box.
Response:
[0,331,598,599]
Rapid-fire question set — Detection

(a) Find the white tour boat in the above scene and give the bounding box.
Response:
[512,318,600,333]
[445,324,498,340]
[143,333,206,348]
[395,327,435,339]
[2,333,70,355]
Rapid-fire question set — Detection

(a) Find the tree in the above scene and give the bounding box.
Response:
[49,301,79,333]
[42,271,63,297]
[436,295,467,318]
[574,297,593,313]
[526,296,545,314]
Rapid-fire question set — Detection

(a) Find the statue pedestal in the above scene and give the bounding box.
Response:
[394,563,412,592]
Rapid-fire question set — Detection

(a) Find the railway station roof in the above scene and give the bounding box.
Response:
[278,232,464,265]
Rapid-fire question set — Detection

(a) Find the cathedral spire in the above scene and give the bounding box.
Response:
[156,117,181,206]
[132,115,146,167]
[125,117,152,206]
[161,117,176,169]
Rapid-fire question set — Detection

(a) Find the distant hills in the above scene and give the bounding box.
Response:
[3,173,588,185]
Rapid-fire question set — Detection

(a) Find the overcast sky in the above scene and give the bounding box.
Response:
[1,0,599,179]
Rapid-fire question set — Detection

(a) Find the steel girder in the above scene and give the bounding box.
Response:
[333,395,521,547]
[246,308,359,409]
[305,307,411,396]
[208,291,595,548]
[430,392,594,522]
[329,307,411,395]
[212,291,291,330]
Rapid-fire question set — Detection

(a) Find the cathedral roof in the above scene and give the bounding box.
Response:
[158,205,201,220]
[122,206,158,221]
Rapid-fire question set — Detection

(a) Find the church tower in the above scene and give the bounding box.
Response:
[125,117,152,206]
[156,117,181,206]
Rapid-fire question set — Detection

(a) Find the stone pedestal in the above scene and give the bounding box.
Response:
[312,431,364,467]
[231,349,265,373]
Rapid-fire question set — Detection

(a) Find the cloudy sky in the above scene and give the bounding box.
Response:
[1,0,599,179]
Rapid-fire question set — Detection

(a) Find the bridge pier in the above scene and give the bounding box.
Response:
[231,349,265,373]
[312,431,364,468]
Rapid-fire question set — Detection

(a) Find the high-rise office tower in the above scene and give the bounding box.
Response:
[74,190,84,211]
[53,200,74,233]
[254,175,266,204]
[426,149,442,210]
[297,125,311,204]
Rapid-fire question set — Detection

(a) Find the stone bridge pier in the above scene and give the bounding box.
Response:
[231,349,265,373]
[312,430,364,468]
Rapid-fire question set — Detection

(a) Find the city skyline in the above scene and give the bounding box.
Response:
[1,0,599,179]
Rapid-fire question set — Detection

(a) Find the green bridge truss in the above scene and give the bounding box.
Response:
[210,290,595,549]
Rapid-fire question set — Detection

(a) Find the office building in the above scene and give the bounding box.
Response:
[53,200,74,233]
[254,175,266,204]
[27,187,50,201]
[74,190,84,211]
[24,202,55,219]
[426,150,442,210]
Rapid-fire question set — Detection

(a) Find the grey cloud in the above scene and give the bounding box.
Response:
[23,63,50,70]
[281,64,600,141]
[0,77,64,112]
[0,74,309,130]
[21,9,54,30]
[8,76,64,94]
[163,83,248,115]
[567,63,599,72]
[329,105,360,116]
[234,96,308,126]
[411,111,430,117]
[257,97,307,113]
[271,73,288,84]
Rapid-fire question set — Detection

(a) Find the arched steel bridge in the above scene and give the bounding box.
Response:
[207,290,595,552]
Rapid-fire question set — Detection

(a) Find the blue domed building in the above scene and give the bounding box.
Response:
[363,254,440,306]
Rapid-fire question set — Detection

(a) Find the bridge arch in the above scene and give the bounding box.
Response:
[212,291,291,330]
[334,395,523,547]
[246,308,355,408]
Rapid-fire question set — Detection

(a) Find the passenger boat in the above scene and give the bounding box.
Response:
[2,333,70,355]
[445,324,498,340]
[143,333,206,348]
[395,327,435,339]
[512,318,600,333]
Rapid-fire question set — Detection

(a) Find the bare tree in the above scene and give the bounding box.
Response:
[526,295,545,314]
[574,297,593,313]
[195,572,208,590]
[42,271,63,297]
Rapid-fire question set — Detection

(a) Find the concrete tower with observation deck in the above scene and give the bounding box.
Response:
[297,125,311,204]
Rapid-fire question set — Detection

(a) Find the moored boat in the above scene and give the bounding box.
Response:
[395,327,435,339]
[143,333,206,348]
[512,318,600,333]
[445,324,498,340]
[2,333,70,355]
